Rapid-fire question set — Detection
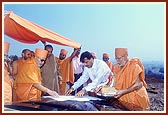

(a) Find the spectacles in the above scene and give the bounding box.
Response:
[40,59,45,62]
[115,56,123,60]
[60,53,66,57]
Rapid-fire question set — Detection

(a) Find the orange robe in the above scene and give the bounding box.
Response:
[14,58,41,101]
[56,57,74,95]
[4,62,13,104]
[114,58,150,110]
[106,61,114,73]
[12,58,24,101]
[15,58,24,74]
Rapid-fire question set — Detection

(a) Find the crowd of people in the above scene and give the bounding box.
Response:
[3,42,150,111]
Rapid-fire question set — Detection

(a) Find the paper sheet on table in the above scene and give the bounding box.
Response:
[43,95,102,101]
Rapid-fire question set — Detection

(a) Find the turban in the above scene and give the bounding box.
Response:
[60,49,68,55]
[35,48,48,58]
[115,48,128,57]
[103,53,109,58]
[4,42,10,54]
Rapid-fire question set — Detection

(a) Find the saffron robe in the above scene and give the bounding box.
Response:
[106,61,114,73]
[12,58,24,77]
[14,58,41,101]
[114,58,150,110]
[56,57,74,94]
[4,62,13,104]
[41,54,61,94]
[12,58,25,101]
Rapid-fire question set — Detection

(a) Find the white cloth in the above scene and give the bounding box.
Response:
[72,56,84,74]
[72,59,111,92]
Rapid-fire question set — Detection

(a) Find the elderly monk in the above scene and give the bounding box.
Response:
[113,48,150,110]
[102,53,114,73]
[41,45,62,95]
[4,42,13,104]
[14,48,59,101]
[56,48,79,95]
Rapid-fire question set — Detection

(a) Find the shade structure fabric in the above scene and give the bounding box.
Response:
[4,11,81,48]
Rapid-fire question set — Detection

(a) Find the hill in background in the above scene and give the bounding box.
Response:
[143,61,164,81]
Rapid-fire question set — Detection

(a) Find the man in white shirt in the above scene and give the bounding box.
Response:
[70,47,84,95]
[66,51,113,97]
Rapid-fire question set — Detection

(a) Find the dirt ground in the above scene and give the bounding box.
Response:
[145,76,164,111]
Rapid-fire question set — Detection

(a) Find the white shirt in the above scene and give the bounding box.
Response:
[72,56,83,74]
[72,59,111,92]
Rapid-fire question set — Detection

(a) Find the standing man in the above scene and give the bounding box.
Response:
[102,53,114,73]
[66,51,113,96]
[12,49,32,101]
[56,48,79,95]
[14,48,59,101]
[41,45,62,95]
[113,48,150,110]
[70,47,84,95]
[4,42,13,104]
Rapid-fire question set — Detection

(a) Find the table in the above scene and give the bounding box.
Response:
[4,95,139,111]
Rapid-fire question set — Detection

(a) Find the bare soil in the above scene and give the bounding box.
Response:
[145,76,164,111]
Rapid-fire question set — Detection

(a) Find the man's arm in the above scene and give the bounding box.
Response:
[71,69,89,90]
[12,61,18,79]
[33,83,59,97]
[69,48,80,62]
[84,62,111,91]
[66,68,89,95]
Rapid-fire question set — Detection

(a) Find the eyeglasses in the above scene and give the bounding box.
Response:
[115,56,123,60]
[40,59,45,62]
[60,53,66,57]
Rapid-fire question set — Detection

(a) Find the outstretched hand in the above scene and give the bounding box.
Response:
[65,88,74,96]
[75,89,86,97]
[94,86,103,94]
[114,90,125,98]
[47,90,59,98]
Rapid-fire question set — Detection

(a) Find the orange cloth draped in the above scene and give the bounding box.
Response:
[16,58,24,71]
[12,58,24,101]
[14,58,41,101]
[114,58,150,110]
[4,62,13,104]
[13,58,24,77]
[106,61,114,73]
[4,11,81,48]
[56,57,74,94]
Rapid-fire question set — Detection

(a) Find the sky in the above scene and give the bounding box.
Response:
[3,2,166,63]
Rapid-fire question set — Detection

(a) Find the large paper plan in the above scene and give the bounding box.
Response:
[43,95,101,101]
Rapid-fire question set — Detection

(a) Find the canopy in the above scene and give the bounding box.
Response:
[4,11,81,48]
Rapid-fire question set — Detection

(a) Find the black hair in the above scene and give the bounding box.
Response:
[22,49,30,53]
[74,47,81,51]
[45,45,53,50]
[80,51,93,63]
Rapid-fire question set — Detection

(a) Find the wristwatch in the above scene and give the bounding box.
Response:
[82,88,86,93]
[71,87,74,91]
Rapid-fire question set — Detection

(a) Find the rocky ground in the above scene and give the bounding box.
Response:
[145,76,164,111]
